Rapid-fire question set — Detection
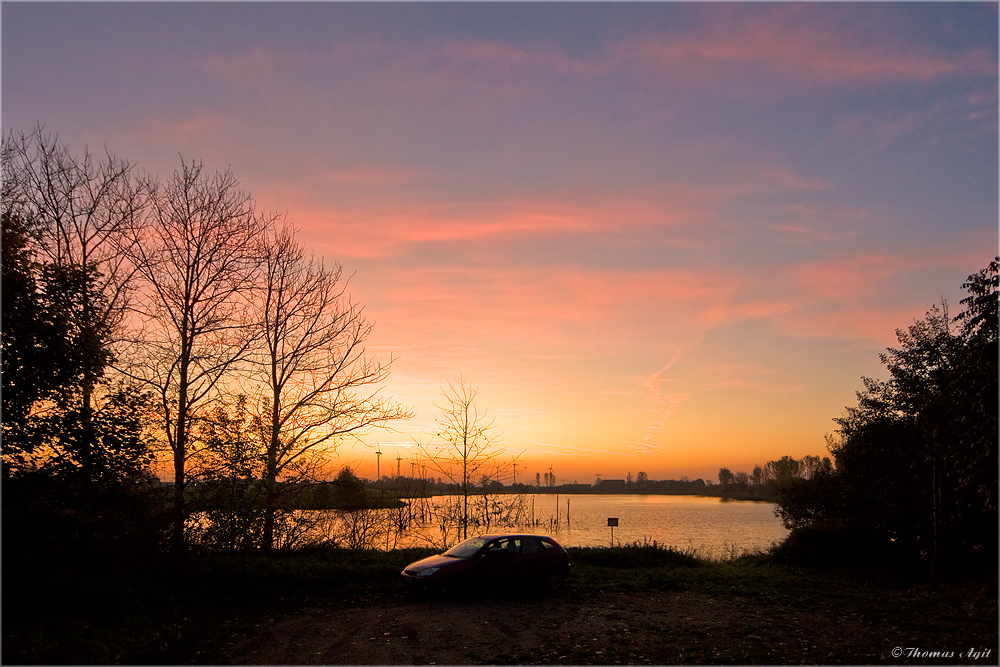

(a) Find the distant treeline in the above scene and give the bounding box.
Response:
[181,469,406,512]
[343,472,713,499]
[712,455,833,502]
[176,470,719,508]
[176,458,831,508]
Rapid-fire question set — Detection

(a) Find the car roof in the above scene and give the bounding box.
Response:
[472,533,556,541]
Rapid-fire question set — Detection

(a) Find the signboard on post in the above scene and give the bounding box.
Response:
[608,517,618,546]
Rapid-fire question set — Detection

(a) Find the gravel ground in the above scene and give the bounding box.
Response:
[226,587,948,665]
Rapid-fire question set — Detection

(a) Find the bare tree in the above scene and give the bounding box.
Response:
[417,377,515,540]
[123,158,268,552]
[2,125,151,412]
[252,222,411,551]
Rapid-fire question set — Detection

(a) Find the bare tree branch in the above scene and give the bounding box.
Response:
[251,221,411,550]
[2,125,153,410]
[416,376,517,540]
[121,157,269,552]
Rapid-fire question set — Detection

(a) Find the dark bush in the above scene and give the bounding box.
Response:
[570,542,700,569]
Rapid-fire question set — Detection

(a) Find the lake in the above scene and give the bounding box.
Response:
[399,493,789,557]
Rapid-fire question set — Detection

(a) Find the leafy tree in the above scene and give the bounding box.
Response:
[776,259,999,578]
[765,456,801,487]
[950,259,999,539]
[1,219,162,564]
[2,210,44,452]
[32,383,156,484]
[2,211,152,480]
[189,396,266,552]
[799,455,823,479]
[2,131,164,569]
[331,466,369,510]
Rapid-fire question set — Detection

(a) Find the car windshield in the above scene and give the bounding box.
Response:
[443,537,488,558]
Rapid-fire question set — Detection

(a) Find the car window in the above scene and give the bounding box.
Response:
[486,537,521,555]
[539,539,555,550]
[521,538,540,555]
[444,537,488,558]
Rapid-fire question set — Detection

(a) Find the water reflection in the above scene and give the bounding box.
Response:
[191,494,788,557]
[405,494,788,556]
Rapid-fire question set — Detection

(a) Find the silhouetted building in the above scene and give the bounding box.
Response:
[559,483,592,493]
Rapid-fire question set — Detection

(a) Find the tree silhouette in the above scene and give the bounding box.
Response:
[417,377,515,540]
[122,158,268,552]
[2,126,151,416]
[252,221,410,551]
[776,259,998,578]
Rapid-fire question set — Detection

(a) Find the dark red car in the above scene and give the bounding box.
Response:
[400,533,571,593]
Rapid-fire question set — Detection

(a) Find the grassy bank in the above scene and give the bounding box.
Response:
[4,544,996,664]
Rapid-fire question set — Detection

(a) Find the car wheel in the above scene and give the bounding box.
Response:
[544,572,564,592]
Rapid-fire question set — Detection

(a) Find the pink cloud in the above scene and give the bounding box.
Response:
[700,361,805,393]
[403,11,994,96]
[321,166,432,186]
[625,8,996,88]
[432,40,608,78]
[784,253,900,304]
[277,193,702,260]
[197,40,387,87]
[353,260,811,377]
[768,222,860,246]
[191,8,995,132]
[88,111,236,165]
[259,156,837,264]
[767,243,995,344]
[351,241,991,385]
[346,243,991,477]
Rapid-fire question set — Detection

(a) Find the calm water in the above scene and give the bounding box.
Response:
[405,493,788,557]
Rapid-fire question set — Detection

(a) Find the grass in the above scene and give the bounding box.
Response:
[4,543,996,664]
[4,546,438,664]
[560,546,997,665]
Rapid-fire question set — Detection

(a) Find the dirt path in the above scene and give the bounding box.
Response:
[227,589,878,665]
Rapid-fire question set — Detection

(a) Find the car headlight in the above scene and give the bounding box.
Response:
[416,567,439,577]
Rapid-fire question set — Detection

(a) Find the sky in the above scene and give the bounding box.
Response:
[3,2,997,484]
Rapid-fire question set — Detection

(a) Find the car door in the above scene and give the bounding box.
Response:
[480,537,522,583]
[519,536,543,577]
